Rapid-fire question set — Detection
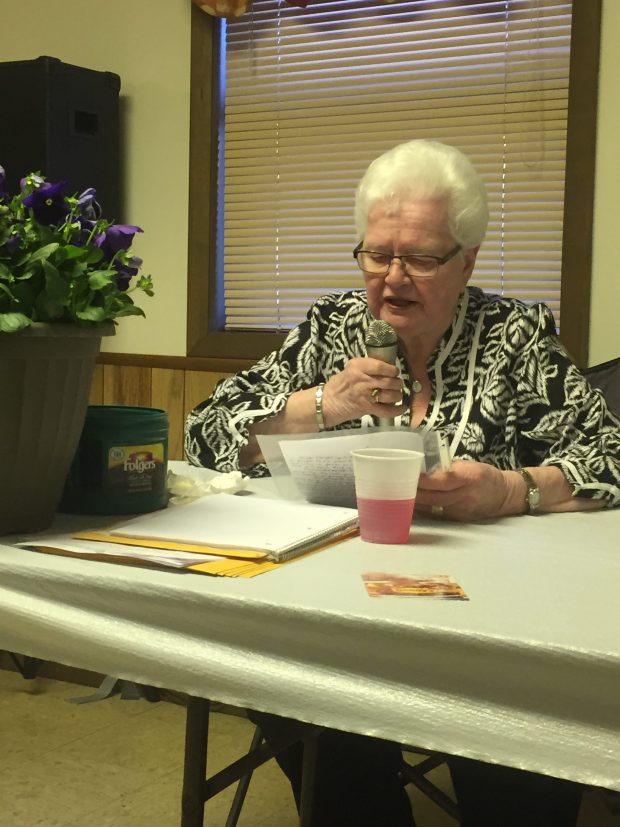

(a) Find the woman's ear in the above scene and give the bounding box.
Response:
[461,245,480,285]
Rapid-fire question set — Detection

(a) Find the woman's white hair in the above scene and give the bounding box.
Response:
[354,139,489,248]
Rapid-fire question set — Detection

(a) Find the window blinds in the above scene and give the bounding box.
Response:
[222,0,571,331]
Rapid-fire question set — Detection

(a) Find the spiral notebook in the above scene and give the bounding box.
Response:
[76,493,359,563]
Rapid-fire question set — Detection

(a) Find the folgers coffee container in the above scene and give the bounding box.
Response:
[60,405,169,515]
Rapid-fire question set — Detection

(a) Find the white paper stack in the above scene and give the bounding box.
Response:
[105,493,358,562]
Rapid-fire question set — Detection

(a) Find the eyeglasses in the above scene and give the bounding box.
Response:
[353,242,462,279]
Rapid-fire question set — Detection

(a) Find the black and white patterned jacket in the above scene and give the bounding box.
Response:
[185,287,620,505]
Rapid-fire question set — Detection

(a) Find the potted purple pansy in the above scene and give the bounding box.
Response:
[0,166,152,331]
[0,165,154,535]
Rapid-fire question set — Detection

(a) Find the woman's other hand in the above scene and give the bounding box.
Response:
[416,460,521,521]
[416,460,605,521]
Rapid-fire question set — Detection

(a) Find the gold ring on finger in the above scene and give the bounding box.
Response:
[431,504,444,517]
[371,387,381,403]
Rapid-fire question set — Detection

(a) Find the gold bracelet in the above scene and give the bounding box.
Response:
[315,383,326,431]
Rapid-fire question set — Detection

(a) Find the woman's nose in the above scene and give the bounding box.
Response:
[384,256,409,285]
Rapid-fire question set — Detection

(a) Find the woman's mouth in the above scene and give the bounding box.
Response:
[384,296,416,310]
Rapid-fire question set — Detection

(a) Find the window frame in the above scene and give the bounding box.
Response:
[186,0,601,369]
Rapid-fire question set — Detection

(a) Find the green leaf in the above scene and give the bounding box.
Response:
[57,244,86,261]
[76,306,108,322]
[83,247,104,264]
[11,281,37,311]
[36,296,64,321]
[110,304,145,319]
[27,243,60,264]
[43,260,71,304]
[88,270,114,290]
[0,282,15,300]
[66,261,88,282]
[0,312,31,333]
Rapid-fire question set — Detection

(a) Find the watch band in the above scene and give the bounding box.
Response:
[518,468,540,514]
[315,383,326,432]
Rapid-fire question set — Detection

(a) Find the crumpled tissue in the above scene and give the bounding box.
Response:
[166,469,248,505]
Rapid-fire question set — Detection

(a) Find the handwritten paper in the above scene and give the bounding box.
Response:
[259,427,448,508]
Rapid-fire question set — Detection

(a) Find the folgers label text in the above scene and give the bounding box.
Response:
[107,443,165,494]
[124,451,157,473]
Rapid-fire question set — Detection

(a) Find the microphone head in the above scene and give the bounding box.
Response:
[365,319,397,348]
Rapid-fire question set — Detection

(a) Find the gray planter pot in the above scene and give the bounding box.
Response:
[0,322,115,535]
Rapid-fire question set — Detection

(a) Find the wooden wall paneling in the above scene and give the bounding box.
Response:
[89,364,104,405]
[91,363,235,462]
[184,370,232,428]
[151,367,186,461]
[102,365,152,407]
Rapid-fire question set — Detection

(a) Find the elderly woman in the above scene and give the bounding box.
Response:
[186,140,620,826]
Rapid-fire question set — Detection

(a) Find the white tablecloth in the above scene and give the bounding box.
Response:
[0,473,619,791]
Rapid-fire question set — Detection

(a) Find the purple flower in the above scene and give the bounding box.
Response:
[0,165,9,201]
[95,224,143,261]
[22,180,69,225]
[114,255,142,291]
[4,231,22,254]
[77,188,101,221]
[67,217,98,249]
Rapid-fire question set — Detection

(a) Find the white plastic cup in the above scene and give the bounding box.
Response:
[351,448,425,544]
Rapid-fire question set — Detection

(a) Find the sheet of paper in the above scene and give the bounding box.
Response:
[74,531,266,561]
[17,535,220,569]
[278,429,426,507]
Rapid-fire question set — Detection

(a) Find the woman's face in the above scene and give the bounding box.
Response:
[362,199,478,349]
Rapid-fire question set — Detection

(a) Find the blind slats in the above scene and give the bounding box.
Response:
[222,0,571,331]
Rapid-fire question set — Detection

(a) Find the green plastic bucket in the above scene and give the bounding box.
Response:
[60,405,169,515]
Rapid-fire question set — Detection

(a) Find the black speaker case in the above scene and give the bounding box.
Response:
[0,55,122,221]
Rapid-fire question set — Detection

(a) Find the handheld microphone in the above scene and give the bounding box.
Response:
[365,319,398,428]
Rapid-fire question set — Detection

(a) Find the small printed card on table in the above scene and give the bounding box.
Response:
[362,572,469,600]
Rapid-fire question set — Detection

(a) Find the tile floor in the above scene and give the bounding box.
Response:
[1,666,619,827]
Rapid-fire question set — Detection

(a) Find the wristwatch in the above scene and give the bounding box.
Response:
[518,468,540,514]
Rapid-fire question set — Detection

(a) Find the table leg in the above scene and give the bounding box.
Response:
[181,696,210,827]
[224,726,264,827]
[299,728,320,827]
[180,697,322,827]
[8,652,44,679]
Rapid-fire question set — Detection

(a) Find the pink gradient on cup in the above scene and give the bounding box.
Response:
[357,497,416,544]
[351,447,424,544]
